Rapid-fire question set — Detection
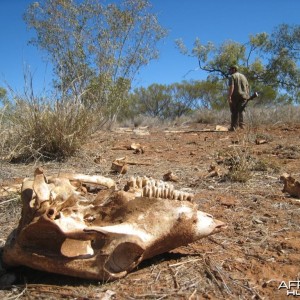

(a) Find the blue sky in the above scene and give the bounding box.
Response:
[0,0,299,94]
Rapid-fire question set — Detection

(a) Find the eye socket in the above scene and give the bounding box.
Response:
[104,242,144,274]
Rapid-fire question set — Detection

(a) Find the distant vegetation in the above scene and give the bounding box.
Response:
[0,0,299,161]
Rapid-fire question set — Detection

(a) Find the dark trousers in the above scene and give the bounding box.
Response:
[230,96,246,129]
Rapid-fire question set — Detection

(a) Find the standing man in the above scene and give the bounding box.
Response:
[228,65,249,131]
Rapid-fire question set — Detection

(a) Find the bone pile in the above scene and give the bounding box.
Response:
[124,176,194,201]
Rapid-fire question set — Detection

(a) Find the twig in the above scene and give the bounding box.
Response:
[6,286,27,300]
[168,266,179,289]
[164,129,226,133]
[155,270,161,282]
[0,197,19,205]
[114,157,152,166]
[208,237,228,249]
[214,265,232,295]
[202,256,231,297]
[231,279,264,300]
[188,288,197,300]
[169,258,201,267]
[8,284,106,299]
[126,161,152,166]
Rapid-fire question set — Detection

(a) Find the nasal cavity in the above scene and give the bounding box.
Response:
[46,208,59,220]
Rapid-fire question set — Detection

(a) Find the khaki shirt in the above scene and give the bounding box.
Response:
[229,72,249,99]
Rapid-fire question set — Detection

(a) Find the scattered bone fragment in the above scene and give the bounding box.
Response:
[130,143,145,154]
[51,173,116,189]
[255,139,268,145]
[111,143,144,151]
[164,126,229,133]
[206,164,221,178]
[129,143,141,150]
[111,158,128,174]
[163,171,179,182]
[215,125,229,132]
[217,195,236,207]
[3,168,226,281]
[111,157,151,174]
[280,173,300,198]
[196,165,222,179]
[132,128,150,136]
[94,154,106,164]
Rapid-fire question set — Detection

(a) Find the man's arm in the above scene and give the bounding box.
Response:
[228,84,234,104]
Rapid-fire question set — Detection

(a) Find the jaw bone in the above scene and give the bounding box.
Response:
[3,168,226,281]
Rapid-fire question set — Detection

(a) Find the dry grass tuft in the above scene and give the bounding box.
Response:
[224,149,254,183]
[1,95,98,162]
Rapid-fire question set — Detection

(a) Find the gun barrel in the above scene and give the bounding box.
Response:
[248,92,259,101]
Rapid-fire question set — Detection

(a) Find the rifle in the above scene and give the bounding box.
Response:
[241,92,259,111]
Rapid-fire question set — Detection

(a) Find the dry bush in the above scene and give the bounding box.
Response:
[217,131,281,182]
[224,149,254,183]
[189,105,300,128]
[251,157,281,173]
[191,108,229,124]
[119,104,300,130]
[0,106,10,158]
[215,135,256,183]
[246,105,300,126]
[119,115,169,128]
[1,95,98,162]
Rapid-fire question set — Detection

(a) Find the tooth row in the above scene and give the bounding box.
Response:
[126,176,194,201]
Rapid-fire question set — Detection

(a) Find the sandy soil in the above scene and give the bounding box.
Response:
[0,122,299,299]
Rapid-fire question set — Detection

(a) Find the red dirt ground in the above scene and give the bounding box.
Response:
[0,122,300,299]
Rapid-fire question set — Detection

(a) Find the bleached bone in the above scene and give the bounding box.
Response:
[130,143,145,154]
[112,142,145,154]
[206,164,221,178]
[51,173,116,189]
[280,173,300,198]
[111,159,128,174]
[124,176,194,201]
[163,171,179,182]
[3,168,226,281]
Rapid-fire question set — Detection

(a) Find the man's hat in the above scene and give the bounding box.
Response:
[230,65,238,71]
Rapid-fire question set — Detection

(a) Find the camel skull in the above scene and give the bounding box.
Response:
[3,168,226,281]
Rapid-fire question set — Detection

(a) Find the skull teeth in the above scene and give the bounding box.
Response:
[125,177,194,201]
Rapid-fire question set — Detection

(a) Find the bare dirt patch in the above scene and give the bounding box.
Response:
[0,123,300,299]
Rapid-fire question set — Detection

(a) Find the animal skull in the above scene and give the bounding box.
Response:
[3,168,226,281]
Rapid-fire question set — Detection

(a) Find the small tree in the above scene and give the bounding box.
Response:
[176,24,300,105]
[130,84,172,118]
[24,0,167,120]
